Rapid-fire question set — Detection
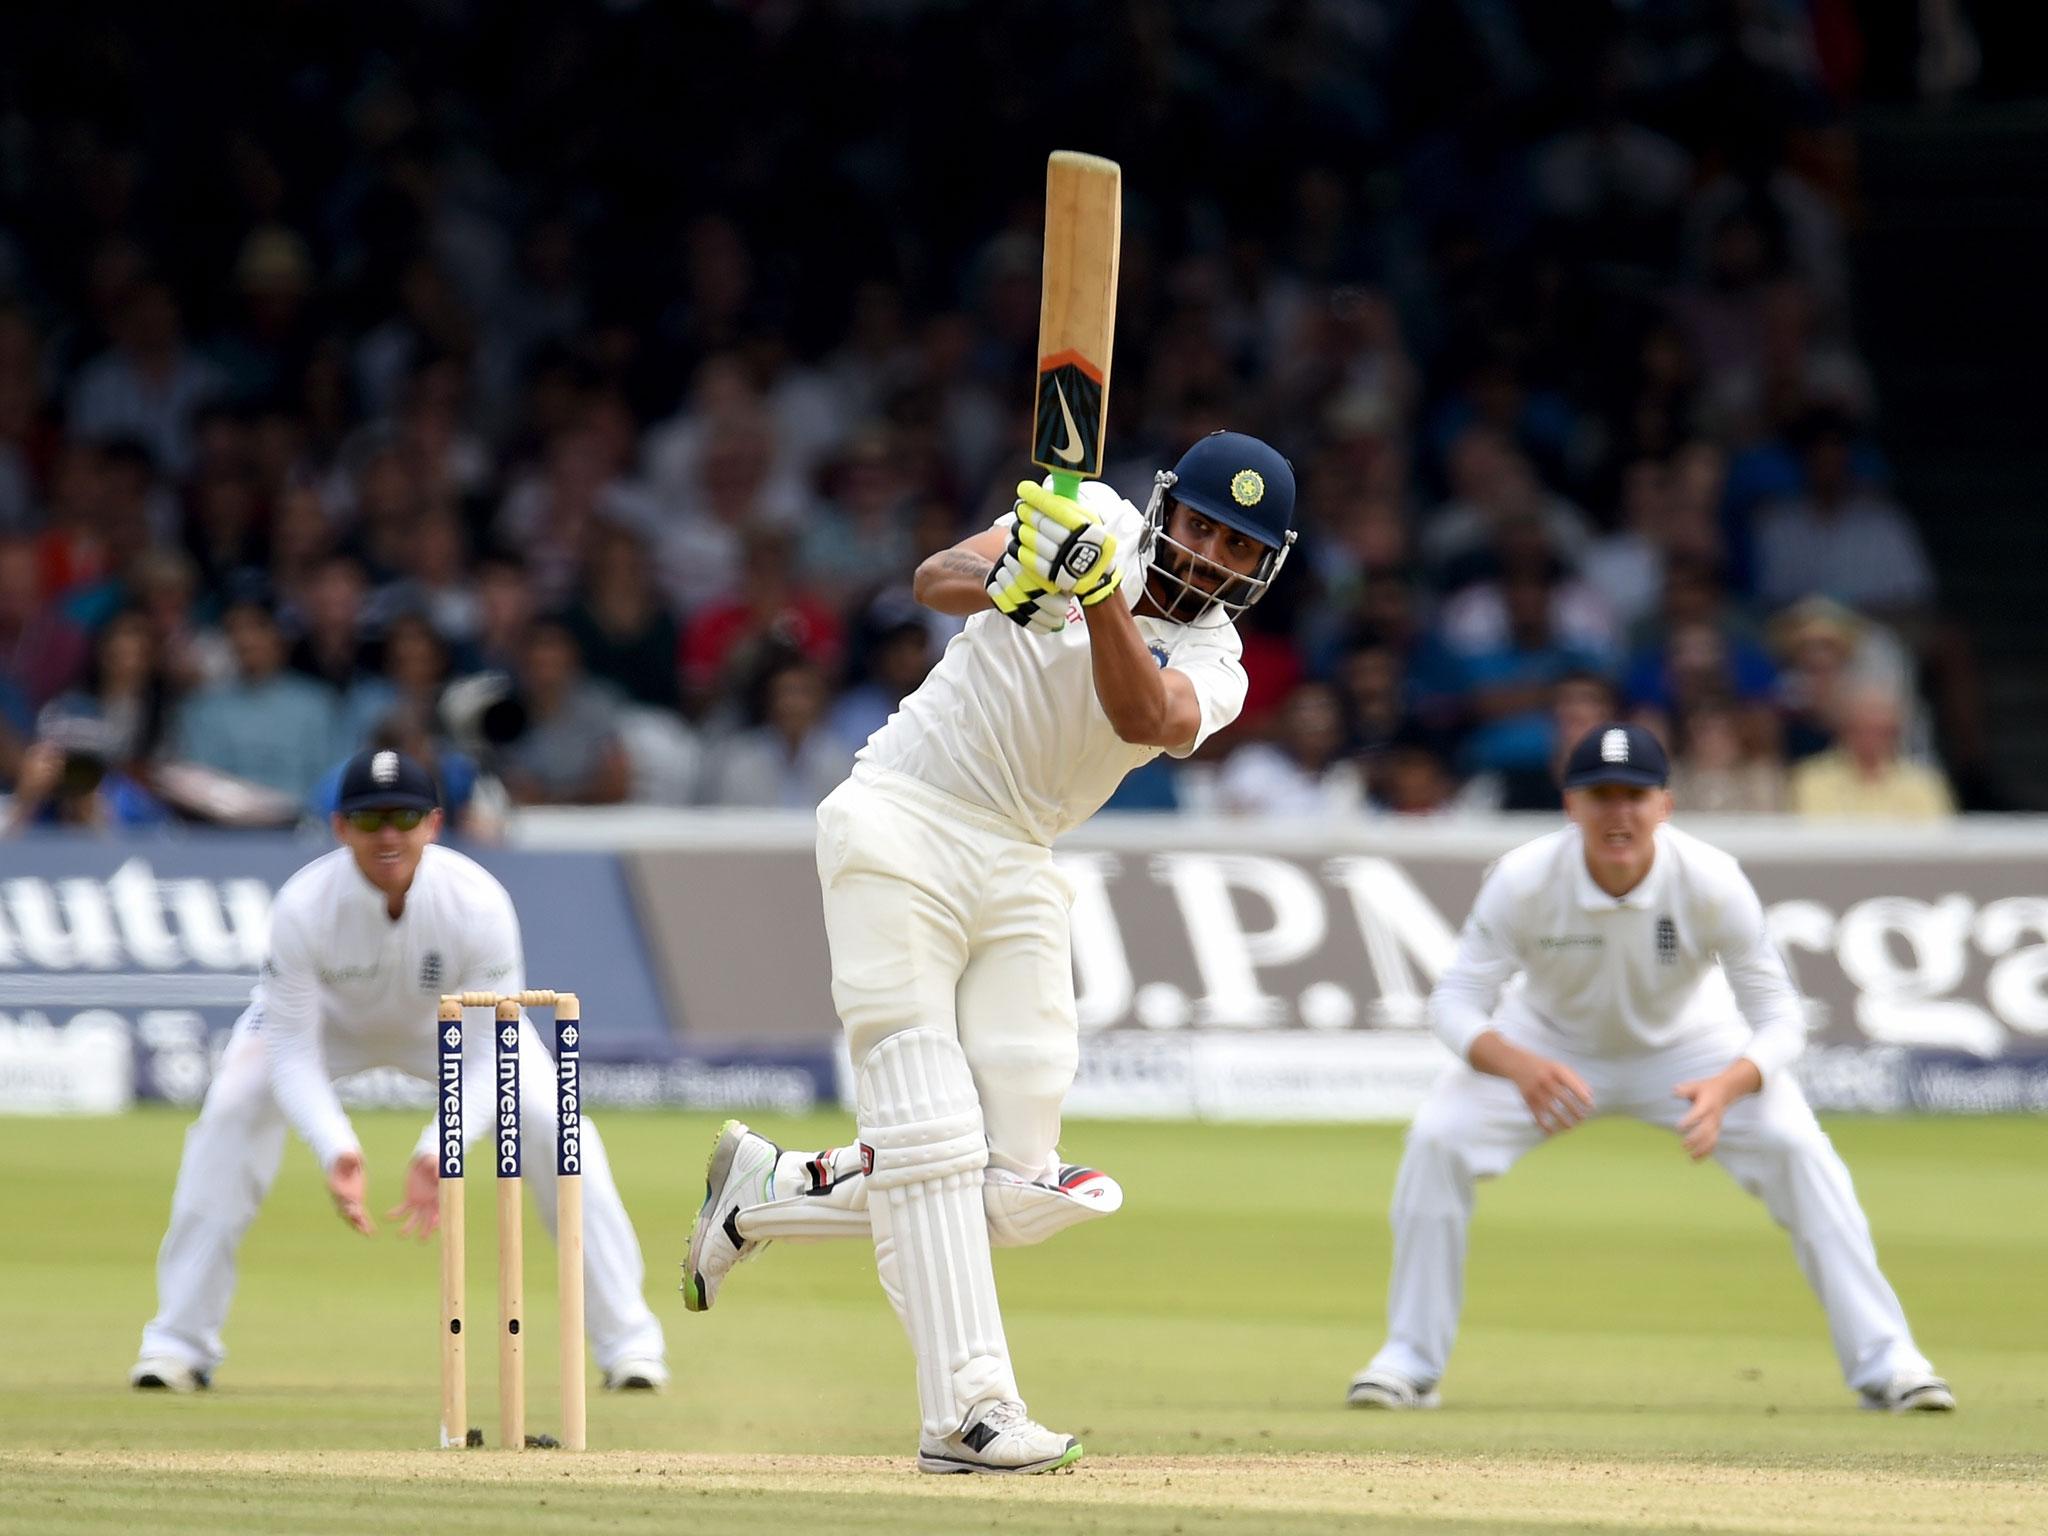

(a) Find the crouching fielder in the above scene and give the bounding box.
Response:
[1349,723,1951,1414]
[682,433,1299,1474]
[131,748,667,1394]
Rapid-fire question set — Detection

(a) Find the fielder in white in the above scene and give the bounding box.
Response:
[1349,722,1953,1414]
[130,748,668,1393]
[682,432,1300,1473]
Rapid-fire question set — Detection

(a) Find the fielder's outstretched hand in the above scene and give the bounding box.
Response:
[1014,481,1124,606]
[387,1152,441,1240]
[326,1149,375,1236]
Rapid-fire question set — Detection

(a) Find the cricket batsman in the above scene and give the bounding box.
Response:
[130,748,668,1394]
[1347,723,1954,1414]
[683,432,1298,1472]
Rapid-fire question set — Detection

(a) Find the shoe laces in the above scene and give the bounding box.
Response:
[973,1399,1029,1434]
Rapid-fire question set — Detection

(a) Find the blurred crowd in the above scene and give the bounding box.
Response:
[0,1,2008,835]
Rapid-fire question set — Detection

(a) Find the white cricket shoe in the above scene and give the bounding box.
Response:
[130,1357,209,1393]
[681,1119,781,1313]
[1860,1372,1956,1412]
[918,1399,1082,1475]
[602,1357,669,1393]
[1347,1367,1440,1410]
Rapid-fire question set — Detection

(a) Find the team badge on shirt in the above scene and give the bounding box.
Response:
[1655,916,1677,965]
[420,951,444,991]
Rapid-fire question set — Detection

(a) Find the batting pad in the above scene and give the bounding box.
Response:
[858,1029,1017,1437]
[985,1165,1124,1247]
[741,1163,1124,1249]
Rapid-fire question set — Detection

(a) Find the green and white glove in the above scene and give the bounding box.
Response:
[1013,480,1124,606]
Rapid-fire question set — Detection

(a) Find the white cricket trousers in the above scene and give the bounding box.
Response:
[1369,1024,1933,1394]
[139,1012,666,1376]
[817,766,1080,1176]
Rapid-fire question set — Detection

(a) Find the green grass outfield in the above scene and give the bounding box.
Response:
[1,1109,2042,1535]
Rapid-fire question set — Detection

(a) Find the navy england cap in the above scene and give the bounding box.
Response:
[335,748,441,812]
[1561,722,1669,790]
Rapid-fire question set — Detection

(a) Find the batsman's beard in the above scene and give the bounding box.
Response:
[1143,540,1256,624]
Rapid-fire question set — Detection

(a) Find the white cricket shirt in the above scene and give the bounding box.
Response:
[255,843,526,1169]
[859,486,1249,844]
[1429,823,1806,1079]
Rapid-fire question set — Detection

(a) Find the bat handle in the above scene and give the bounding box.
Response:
[1050,471,1082,501]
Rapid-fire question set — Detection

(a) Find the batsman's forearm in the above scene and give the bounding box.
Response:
[1084,598,1170,743]
[913,550,999,616]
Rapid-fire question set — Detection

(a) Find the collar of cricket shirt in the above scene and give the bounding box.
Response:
[1571,824,1668,912]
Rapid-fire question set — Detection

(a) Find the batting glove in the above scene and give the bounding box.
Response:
[1014,480,1123,605]
[985,546,1070,633]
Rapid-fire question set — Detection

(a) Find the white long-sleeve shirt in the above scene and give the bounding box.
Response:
[255,844,524,1170]
[1428,824,1806,1080]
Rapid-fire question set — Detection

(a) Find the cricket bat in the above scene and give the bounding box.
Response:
[1032,151,1121,502]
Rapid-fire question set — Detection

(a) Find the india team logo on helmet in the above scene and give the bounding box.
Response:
[1139,431,1298,623]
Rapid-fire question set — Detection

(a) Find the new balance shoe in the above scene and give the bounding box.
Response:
[681,1119,781,1312]
[1346,1367,1440,1410]
[1859,1372,1955,1413]
[917,1399,1082,1475]
[130,1357,210,1393]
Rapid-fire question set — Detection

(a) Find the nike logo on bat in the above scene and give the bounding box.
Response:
[1051,376,1085,463]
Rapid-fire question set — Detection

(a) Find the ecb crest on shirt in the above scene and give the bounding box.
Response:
[419,950,444,992]
[1655,916,1677,965]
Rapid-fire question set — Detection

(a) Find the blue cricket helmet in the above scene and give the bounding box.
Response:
[1168,431,1297,545]
[1140,430,1299,621]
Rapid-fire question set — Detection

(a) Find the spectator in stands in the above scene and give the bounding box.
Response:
[1443,563,1610,785]
[1790,681,1954,821]
[562,519,681,711]
[657,409,795,616]
[1485,670,1624,813]
[1669,697,1787,814]
[1332,640,1416,760]
[1623,555,1778,738]
[267,482,340,618]
[3,716,167,834]
[698,652,853,810]
[492,617,629,806]
[0,534,88,707]
[1755,408,1935,616]
[43,606,173,771]
[468,550,538,677]
[182,460,268,601]
[1368,731,1458,816]
[170,589,339,797]
[1215,681,1363,816]
[1436,512,1615,660]
[376,505,479,649]
[209,226,318,409]
[800,427,917,609]
[31,442,116,597]
[1420,427,1593,593]
[1768,595,1919,763]
[681,526,842,720]
[828,591,939,756]
[289,553,376,695]
[343,610,454,753]
[66,280,221,477]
